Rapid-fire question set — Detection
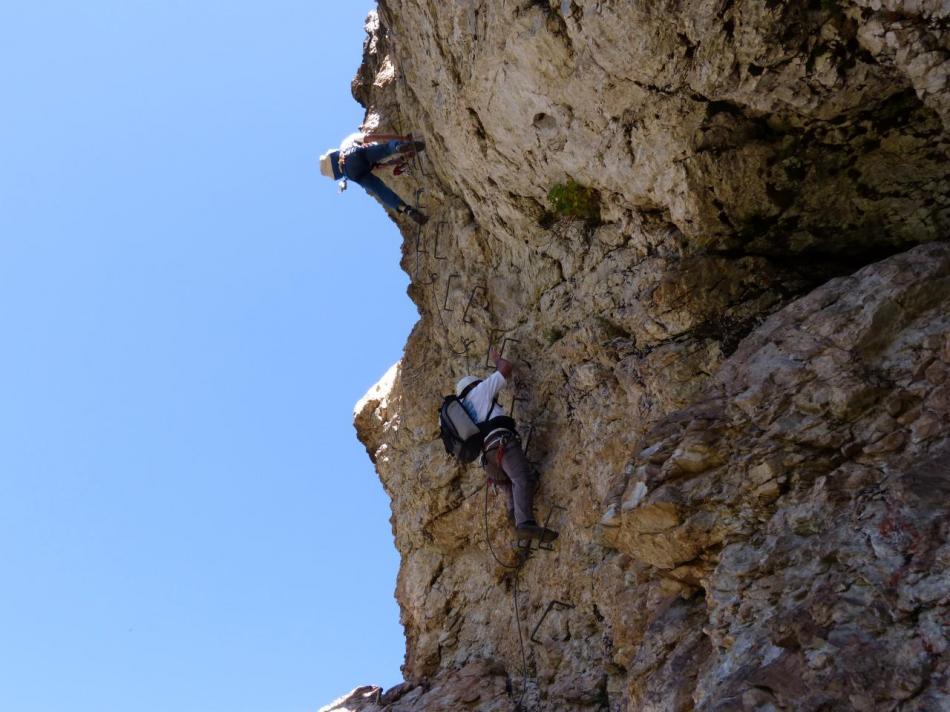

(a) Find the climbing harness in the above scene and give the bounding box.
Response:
[376,150,415,177]
[336,146,353,193]
[484,430,519,471]
[337,148,348,177]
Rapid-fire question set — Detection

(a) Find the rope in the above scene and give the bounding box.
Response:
[512,573,529,712]
[483,482,523,570]
[482,482,531,711]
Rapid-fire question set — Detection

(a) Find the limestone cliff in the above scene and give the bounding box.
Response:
[331,2,949,710]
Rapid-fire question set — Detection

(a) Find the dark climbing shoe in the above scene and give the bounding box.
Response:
[412,139,426,153]
[515,521,558,543]
[403,207,429,226]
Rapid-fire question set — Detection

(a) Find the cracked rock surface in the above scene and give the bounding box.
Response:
[328,2,949,710]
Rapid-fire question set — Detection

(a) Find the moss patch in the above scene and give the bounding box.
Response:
[546,179,602,225]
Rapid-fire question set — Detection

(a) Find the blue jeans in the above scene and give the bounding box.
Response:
[343,140,410,213]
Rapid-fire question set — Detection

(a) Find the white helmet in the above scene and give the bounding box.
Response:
[455,375,479,397]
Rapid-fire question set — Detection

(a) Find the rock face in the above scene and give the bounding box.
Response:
[338,2,949,710]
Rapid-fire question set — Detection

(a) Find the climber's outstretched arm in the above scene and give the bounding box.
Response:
[490,348,513,380]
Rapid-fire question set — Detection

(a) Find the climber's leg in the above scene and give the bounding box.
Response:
[483,451,516,524]
[352,172,408,213]
[501,482,515,525]
[361,139,406,165]
[499,442,538,528]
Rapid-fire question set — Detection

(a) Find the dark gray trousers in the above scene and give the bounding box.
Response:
[483,438,537,527]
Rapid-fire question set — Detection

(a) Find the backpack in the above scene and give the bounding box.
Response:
[439,381,515,463]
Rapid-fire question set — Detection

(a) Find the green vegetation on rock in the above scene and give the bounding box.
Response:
[546,179,601,225]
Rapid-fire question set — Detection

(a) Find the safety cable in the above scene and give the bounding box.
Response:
[483,482,524,570]
[392,115,429,180]
[482,483,531,711]
[512,572,529,712]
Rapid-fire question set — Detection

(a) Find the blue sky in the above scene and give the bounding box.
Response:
[0,3,414,711]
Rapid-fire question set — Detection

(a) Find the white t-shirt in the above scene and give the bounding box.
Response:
[461,370,508,423]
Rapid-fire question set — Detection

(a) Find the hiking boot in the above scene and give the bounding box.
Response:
[515,520,558,543]
[403,207,429,226]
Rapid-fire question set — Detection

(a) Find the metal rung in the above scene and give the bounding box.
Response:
[530,600,575,645]
[538,505,566,551]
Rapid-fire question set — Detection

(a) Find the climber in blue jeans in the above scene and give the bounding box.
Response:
[319,132,428,225]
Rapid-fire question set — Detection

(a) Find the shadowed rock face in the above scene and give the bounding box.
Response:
[608,243,950,710]
[332,2,949,711]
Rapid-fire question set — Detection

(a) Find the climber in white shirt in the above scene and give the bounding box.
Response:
[455,349,558,542]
